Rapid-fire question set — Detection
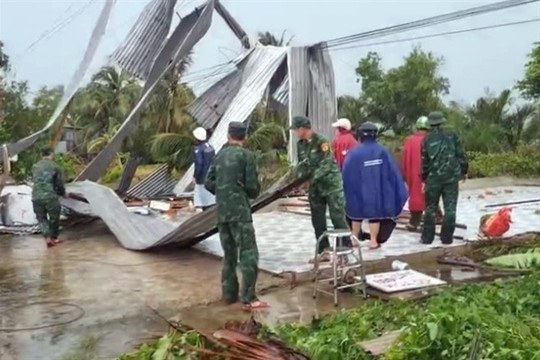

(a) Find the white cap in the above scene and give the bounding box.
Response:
[331,118,352,131]
[192,127,207,141]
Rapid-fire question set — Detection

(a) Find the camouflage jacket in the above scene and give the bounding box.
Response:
[32,159,66,201]
[421,128,468,184]
[295,133,343,195]
[205,144,260,223]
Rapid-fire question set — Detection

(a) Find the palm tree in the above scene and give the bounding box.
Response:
[146,60,197,170]
[337,95,366,128]
[257,31,294,47]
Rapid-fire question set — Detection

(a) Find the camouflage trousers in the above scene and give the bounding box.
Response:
[421,181,459,244]
[218,221,259,304]
[32,198,61,239]
[309,187,350,253]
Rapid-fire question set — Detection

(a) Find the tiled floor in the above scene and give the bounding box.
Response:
[196,186,540,274]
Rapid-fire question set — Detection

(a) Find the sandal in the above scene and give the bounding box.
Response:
[46,239,56,248]
[308,252,331,264]
[52,238,63,244]
[368,244,381,250]
[241,300,270,311]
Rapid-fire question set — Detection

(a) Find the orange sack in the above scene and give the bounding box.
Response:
[482,207,513,237]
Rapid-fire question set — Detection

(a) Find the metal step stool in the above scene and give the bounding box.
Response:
[312,229,367,306]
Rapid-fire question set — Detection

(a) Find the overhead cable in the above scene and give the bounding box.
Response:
[329,18,540,52]
[321,0,539,49]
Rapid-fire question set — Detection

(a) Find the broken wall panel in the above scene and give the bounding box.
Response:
[5,0,116,157]
[215,0,250,49]
[307,42,337,141]
[110,0,178,80]
[76,0,216,182]
[173,45,288,195]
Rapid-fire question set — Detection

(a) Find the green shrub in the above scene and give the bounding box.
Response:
[468,145,540,178]
[99,164,123,186]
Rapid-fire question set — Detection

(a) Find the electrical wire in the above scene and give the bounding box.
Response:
[321,0,539,49]
[329,18,540,52]
[19,0,97,56]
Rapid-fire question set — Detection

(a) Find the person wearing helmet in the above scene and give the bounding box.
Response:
[421,111,468,245]
[331,118,358,170]
[192,127,215,211]
[342,122,408,250]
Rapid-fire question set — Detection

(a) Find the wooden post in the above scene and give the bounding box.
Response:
[49,97,74,148]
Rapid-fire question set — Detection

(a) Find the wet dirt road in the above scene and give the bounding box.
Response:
[0,222,283,360]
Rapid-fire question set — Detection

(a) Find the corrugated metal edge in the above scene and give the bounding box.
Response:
[126,163,177,199]
[5,0,116,157]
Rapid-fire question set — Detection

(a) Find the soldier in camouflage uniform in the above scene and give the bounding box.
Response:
[290,116,351,261]
[421,111,468,244]
[205,122,268,311]
[32,146,66,248]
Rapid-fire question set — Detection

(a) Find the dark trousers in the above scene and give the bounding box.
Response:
[309,189,351,254]
[32,199,61,239]
[421,181,459,244]
[218,222,259,304]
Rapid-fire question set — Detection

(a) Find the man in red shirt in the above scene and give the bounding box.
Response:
[332,118,357,169]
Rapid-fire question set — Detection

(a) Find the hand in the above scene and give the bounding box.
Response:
[422,183,425,192]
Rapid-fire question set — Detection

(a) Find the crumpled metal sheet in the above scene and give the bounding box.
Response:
[76,0,216,182]
[63,174,302,250]
[110,0,177,80]
[173,45,288,195]
[5,0,116,157]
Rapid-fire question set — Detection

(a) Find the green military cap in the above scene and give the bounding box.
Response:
[415,116,429,130]
[290,116,311,129]
[228,121,247,138]
[428,111,446,126]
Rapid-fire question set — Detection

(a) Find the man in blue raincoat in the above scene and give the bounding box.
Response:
[342,122,408,250]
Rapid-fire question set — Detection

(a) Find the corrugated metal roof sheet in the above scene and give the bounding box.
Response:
[307,42,337,140]
[187,66,244,129]
[76,0,216,182]
[63,174,302,250]
[173,45,288,194]
[110,0,177,80]
[5,0,116,157]
[126,164,177,199]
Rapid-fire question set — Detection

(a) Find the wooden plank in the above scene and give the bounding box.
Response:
[360,330,403,355]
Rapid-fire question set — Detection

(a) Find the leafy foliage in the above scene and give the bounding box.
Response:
[355,48,449,132]
[277,273,540,360]
[516,42,540,100]
[485,251,540,269]
[467,146,540,178]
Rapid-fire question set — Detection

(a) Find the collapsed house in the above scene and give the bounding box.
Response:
[0,0,336,249]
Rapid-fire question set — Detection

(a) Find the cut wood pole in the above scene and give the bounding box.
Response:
[49,97,74,148]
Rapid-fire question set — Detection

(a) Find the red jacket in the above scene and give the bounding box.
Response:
[402,130,427,212]
[333,131,357,169]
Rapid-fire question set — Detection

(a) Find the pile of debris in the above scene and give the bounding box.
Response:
[123,317,310,360]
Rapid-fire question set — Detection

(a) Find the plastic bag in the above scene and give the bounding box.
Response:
[481,207,513,237]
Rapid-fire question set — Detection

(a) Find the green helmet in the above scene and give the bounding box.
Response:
[415,116,429,130]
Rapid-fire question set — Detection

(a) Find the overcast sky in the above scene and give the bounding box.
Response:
[1,0,539,104]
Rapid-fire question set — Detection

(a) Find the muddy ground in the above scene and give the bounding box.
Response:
[0,222,287,360]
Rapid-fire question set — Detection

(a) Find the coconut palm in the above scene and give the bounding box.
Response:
[257,31,294,47]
